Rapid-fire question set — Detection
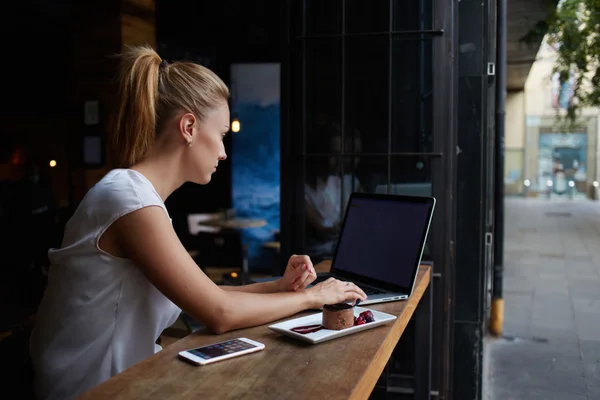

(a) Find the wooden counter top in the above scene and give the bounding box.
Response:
[79,263,431,400]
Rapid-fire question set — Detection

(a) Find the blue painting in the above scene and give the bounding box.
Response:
[230,64,280,271]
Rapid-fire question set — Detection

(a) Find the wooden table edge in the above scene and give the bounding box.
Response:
[349,264,431,399]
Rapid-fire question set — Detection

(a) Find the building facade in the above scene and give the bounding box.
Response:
[506,39,600,198]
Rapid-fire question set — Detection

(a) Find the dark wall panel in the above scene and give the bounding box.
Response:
[454,0,495,398]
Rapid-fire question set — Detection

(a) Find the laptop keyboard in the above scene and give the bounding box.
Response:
[311,276,384,295]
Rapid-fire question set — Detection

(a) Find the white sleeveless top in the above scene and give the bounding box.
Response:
[30,169,182,400]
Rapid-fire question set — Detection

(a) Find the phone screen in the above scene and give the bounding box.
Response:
[188,339,258,360]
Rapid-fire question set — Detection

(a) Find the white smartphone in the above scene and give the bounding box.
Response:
[178,337,265,366]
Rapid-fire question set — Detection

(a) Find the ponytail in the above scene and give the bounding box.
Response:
[111,46,160,168]
[110,45,230,168]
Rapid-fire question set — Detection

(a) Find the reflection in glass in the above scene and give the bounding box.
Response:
[345,35,389,153]
[304,155,362,263]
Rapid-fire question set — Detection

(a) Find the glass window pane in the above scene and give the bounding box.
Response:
[289,0,303,39]
[304,156,346,262]
[354,156,389,194]
[391,38,433,153]
[303,155,387,262]
[389,155,435,259]
[345,36,389,154]
[392,0,434,31]
[305,39,343,154]
[306,0,342,36]
[345,0,389,34]
[303,155,437,262]
[388,156,433,195]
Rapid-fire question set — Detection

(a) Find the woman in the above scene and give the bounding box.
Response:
[29,46,367,400]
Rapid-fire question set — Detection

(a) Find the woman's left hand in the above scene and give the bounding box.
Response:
[278,254,317,292]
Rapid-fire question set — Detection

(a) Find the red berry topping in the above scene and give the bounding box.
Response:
[359,310,375,323]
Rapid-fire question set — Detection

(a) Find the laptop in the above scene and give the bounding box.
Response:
[254,193,436,305]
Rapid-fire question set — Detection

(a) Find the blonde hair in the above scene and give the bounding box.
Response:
[110,45,230,167]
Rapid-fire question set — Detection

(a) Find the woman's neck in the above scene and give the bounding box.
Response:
[129,153,184,201]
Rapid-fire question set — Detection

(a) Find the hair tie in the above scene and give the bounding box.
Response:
[159,59,170,70]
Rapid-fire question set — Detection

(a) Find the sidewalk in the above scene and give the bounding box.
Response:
[484,197,600,400]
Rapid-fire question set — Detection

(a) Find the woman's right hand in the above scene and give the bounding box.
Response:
[307,278,367,308]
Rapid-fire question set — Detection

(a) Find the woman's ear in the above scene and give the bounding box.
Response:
[178,112,197,143]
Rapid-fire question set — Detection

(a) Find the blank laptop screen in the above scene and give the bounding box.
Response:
[333,196,432,289]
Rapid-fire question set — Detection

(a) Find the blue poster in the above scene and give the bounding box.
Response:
[230,64,280,271]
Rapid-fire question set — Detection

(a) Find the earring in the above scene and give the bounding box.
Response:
[187,141,192,147]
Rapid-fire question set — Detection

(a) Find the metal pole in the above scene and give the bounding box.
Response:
[490,0,506,336]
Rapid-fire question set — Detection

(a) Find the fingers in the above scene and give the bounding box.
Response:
[289,254,312,269]
[293,264,317,291]
[297,268,316,290]
[292,270,310,291]
[343,282,367,301]
[352,293,365,303]
[304,257,314,274]
[308,278,368,307]
[343,289,366,304]
[294,274,310,291]
[290,266,307,286]
[322,279,367,301]
[337,286,364,304]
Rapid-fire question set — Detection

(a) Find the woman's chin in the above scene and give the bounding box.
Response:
[189,175,212,185]
[188,169,217,185]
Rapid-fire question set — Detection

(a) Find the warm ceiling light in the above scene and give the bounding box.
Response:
[231,119,241,133]
[49,160,57,167]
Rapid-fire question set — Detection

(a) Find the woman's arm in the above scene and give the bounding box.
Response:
[220,281,282,294]
[114,206,365,334]
[220,255,317,293]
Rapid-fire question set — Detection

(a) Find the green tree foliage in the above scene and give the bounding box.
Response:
[522,0,600,129]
